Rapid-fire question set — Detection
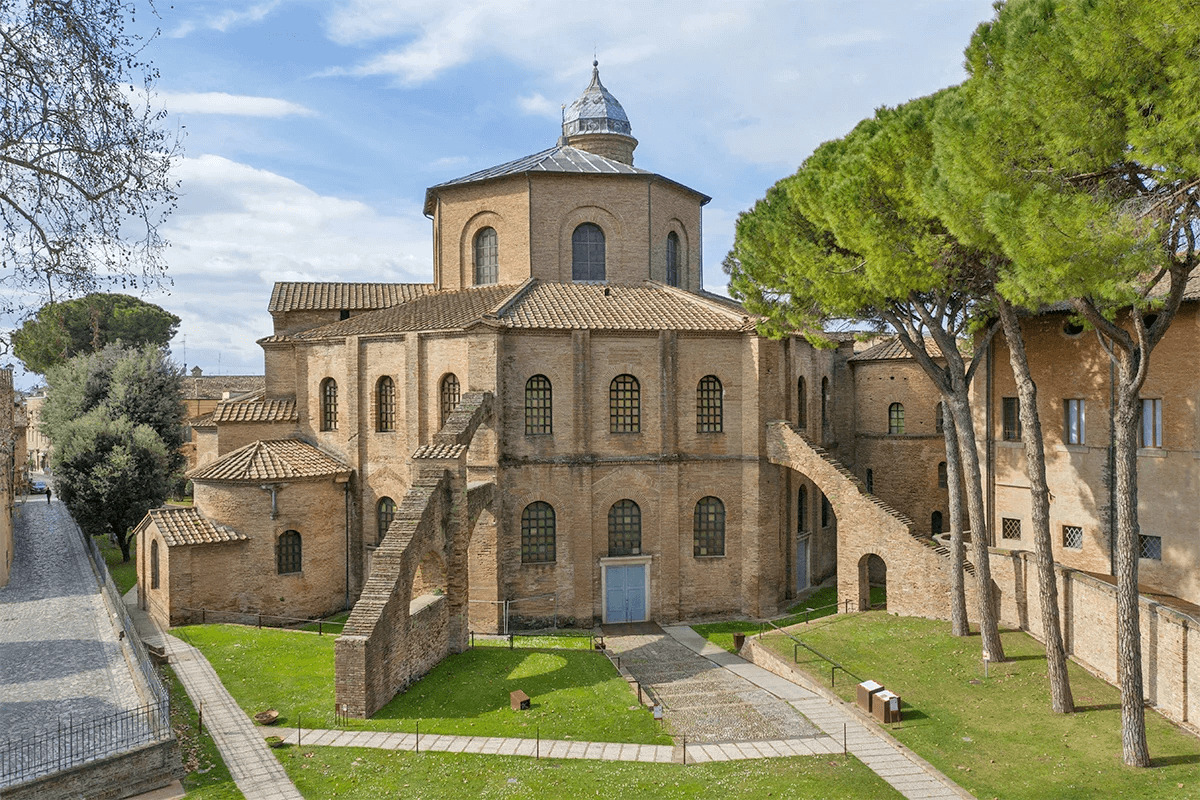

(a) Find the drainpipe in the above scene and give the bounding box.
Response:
[344,482,351,610]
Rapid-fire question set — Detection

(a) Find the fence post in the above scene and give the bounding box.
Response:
[416,721,419,754]
[258,613,262,629]
[298,714,301,748]
[509,633,514,650]
[202,608,206,624]
[536,725,540,759]
[843,723,847,755]
[682,734,687,765]
[831,666,835,687]
[318,620,323,636]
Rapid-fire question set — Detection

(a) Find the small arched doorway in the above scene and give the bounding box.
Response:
[857,553,887,611]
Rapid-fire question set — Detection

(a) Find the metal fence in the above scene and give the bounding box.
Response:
[179,606,345,634]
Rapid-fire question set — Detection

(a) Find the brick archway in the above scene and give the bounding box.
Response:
[857,553,887,611]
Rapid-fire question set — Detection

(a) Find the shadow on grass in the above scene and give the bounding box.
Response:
[1002,654,1047,662]
[1151,753,1200,767]
[1074,703,1121,713]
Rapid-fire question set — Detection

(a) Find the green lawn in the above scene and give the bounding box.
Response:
[161,664,243,799]
[762,612,1200,800]
[275,746,899,799]
[473,631,595,650]
[691,586,883,652]
[97,534,138,595]
[298,611,349,634]
[177,624,669,744]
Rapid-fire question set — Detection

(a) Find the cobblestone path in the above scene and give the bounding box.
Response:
[0,497,143,740]
[604,624,822,743]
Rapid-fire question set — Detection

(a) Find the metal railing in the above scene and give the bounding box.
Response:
[469,630,596,650]
[760,618,863,688]
[179,607,345,634]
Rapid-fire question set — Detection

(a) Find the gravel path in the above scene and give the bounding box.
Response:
[0,497,143,739]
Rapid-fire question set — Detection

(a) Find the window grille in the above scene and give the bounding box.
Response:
[572,223,606,281]
[609,374,640,433]
[938,461,947,488]
[665,231,680,287]
[1062,525,1083,550]
[525,375,553,435]
[1002,397,1021,441]
[1001,517,1021,540]
[1064,399,1086,445]
[888,402,905,435]
[440,374,460,427]
[1138,534,1162,561]
[474,227,498,285]
[696,375,723,432]
[1140,398,1162,448]
[521,502,556,563]
[376,376,395,432]
[277,530,302,574]
[607,500,641,556]
[693,496,725,557]
[320,378,338,431]
[377,497,396,545]
[797,377,807,429]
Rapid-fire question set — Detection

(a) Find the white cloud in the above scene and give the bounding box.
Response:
[169,1,282,38]
[517,93,558,118]
[159,91,315,118]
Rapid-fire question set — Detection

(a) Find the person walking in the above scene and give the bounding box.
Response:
[45,486,51,505]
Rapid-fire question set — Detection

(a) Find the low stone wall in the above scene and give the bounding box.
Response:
[4,739,182,800]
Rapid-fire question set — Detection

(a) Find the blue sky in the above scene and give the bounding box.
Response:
[10,0,999,386]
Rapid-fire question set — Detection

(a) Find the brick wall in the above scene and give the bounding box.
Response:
[4,739,183,800]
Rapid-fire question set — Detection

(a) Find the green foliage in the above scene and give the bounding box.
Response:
[43,344,185,559]
[160,665,244,799]
[12,294,179,374]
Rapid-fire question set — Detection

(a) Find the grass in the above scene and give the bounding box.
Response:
[176,624,670,744]
[690,586,884,652]
[97,533,138,595]
[473,630,595,650]
[298,611,350,634]
[761,612,1200,800]
[161,664,243,799]
[274,746,900,799]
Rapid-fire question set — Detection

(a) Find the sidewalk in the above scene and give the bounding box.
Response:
[662,625,973,800]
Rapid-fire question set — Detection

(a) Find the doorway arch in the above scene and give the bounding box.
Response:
[857,553,887,611]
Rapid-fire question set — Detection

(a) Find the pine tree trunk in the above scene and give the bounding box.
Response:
[998,300,1073,712]
[118,532,132,563]
[942,409,969,637]
[946,391,1006,662]
[1113,359,1149,766]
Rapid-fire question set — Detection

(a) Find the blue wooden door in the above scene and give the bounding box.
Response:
[605,565,646,623]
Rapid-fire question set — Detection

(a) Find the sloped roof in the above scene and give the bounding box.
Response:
[183,375,265,401]
[188,439,350,482]
[143,507,246,547]
[213,398,298,424]
[292,284,520,339]
[849,337,945,362]
[268,282,434,314]
[190,412,217,430]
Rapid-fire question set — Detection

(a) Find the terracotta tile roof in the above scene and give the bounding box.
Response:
[849,337,944,362]
[292,284,520,339]
[188,439,350,482]
[142,507,246,547]
[182,375,265,400]
[190,412,217,429]
[212,398,299,424]
[268,282,435,313]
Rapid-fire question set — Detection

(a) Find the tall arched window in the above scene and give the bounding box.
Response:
[665,231,680,287]
[150,539,160,590]
[693,496,725,557]
[797,376,808,429]
[935,402,945,434]
[377,497,396,545]
[696,375,722,433]
[932,511,944,536]
[376,376,395,432]
[320,378,338,431]
[525,375,552,435]
[938,461,948,488]
[277,530,302,574]
[440,373,460,427]
[820,377,829,431]
[608,500,641,556]
[572,222,606,281]
[521,502,556,563]
[888,402,905,435]
[797,486,808,532]
[474,226,498,285]
[609,374,640,433]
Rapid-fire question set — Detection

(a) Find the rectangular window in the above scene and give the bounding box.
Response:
[1002,397,1021,441]
[1138,534,1162,561]
[1140,398,1162,448]
[1064,399,1085,445]
[1001,517,1022,540]
[1062,525,1083,550]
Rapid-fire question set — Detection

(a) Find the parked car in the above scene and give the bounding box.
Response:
[28,480,48,495]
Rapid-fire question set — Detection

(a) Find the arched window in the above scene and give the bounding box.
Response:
[320,378,338,431]
[525,375,552,435]
[277,530,302,574]
[932,511,944,536]
[376,376,395,432]
[665,231,680,287]
[821,377,829,431]
[696,375,722,433]
[797,486,808,533]
[797,376,807,429]
[609,374,640,433]
[440,373,460,427]
[520,502,556,563]
[938,461,948,488]
[572,223,606,281]
[888,402,905,435]
[474,226,498,285]
[866,468,874,494]
[150,539,160,590]
[693,496,725,557]
[377,497,396,545]
[935,402,944,434]
[608,500,641,556]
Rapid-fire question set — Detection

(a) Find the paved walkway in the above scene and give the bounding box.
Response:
[0,497,143,739]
